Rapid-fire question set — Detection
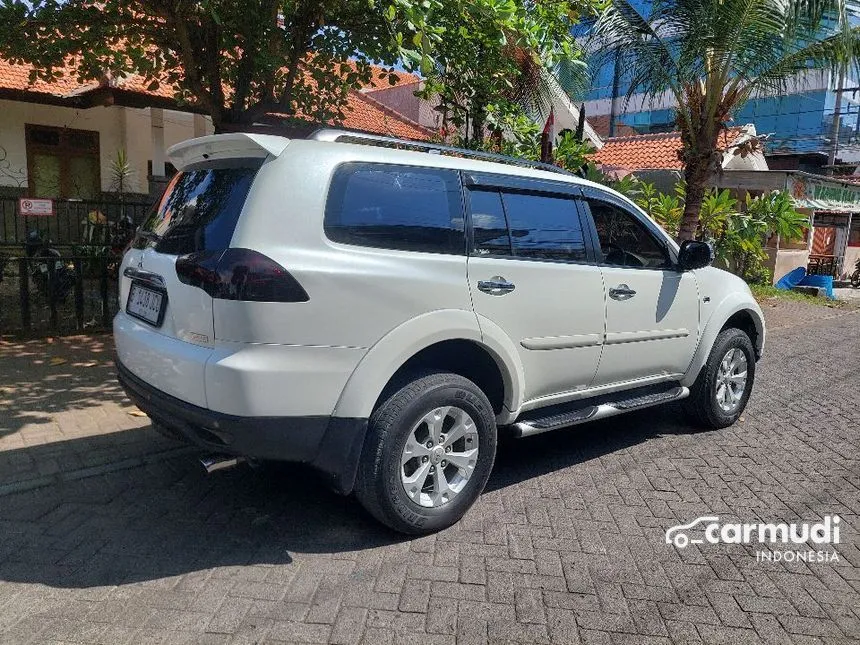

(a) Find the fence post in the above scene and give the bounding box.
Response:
[100,256,110,328]
[73,257,84,330]
[47,256,58,331]
[17,257,30,331]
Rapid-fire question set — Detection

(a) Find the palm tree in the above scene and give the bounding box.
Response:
[593,0,860,241]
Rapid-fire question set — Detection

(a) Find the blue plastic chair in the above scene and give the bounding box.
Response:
[775,266,806,291]
[798,274,835,299]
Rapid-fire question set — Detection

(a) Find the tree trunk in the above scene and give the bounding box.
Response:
[677,153,710,242]
[471,98,486,147]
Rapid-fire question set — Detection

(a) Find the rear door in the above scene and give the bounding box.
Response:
[578,190,699,386]
[117,160,262,404]
[465,175,605,402]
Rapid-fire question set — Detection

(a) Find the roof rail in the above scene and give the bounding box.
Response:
[308,128,575,177]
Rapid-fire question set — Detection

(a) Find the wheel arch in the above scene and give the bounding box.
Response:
[331,309,524,422]
[681,295,765,388]
[720,309,762,356]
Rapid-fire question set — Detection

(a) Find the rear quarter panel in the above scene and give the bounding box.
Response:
[222,141,474,349]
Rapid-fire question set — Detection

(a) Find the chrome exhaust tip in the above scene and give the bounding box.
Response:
[200,454,245,474]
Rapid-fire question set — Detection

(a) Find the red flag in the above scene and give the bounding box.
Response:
[542,108,555,136]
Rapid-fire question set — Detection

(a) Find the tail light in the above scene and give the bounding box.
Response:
[176,248,309,302]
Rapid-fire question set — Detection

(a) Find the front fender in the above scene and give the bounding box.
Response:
[331,309,524,421]
[681,291,765,387]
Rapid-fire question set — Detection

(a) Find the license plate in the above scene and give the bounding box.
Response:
[127,282,166,327]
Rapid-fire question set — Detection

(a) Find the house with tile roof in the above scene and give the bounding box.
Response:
[586,123,860,283]
[589,125,768,179]
[0,58,431,201]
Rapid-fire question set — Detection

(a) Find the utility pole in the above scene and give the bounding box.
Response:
[608,48,622,137]
[828,65,846,172]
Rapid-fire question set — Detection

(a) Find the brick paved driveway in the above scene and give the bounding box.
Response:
[0,300,858,644]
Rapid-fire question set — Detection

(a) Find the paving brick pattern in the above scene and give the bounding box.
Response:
[0,305,859,644]
[0,334,178,492]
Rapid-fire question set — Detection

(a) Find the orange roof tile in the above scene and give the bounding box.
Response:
[0,56,429,139]
[111,73,177,99]
[0,58,98,97]
[266,89,432,141]
[362,69,421,92]
[339,90,430,139]
[0,56,415,97]
[590,128,743,171]
[339,60,421,92]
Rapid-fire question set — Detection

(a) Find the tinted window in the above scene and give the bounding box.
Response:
[469,189,511,256]
[585,199,670,268]
[135,162,261,255]
[325,164,464,254]
[501,192,587,261]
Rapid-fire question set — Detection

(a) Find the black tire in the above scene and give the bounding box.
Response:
[355,370,497,534]
[684,328,756,430]
[851,270,860,289]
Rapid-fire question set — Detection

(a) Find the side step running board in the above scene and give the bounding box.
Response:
[513,386,689,438]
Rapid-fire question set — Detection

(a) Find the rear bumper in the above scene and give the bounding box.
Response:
[116,359,367,494]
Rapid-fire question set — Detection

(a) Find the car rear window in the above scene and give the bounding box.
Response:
[324,163,465,254]
[134,160,262,255]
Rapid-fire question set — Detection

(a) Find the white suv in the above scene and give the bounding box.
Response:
[115,129,765,534]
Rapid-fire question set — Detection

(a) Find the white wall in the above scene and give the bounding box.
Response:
[0,99,213,195]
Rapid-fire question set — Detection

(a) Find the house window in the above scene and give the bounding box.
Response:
[26,125,100,199]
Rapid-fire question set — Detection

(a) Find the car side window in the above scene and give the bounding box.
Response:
[583,198,671,269]
[468,188,587,262]
[468,189,512,256]
[325,163,464,254]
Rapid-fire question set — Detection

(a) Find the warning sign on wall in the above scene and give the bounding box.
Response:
[18,198,54,217]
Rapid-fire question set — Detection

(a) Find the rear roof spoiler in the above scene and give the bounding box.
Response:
[167,133,290,170]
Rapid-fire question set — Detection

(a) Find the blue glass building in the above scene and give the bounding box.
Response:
[576,4,860,165]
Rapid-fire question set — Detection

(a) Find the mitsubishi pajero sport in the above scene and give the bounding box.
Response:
[115,129,765,534]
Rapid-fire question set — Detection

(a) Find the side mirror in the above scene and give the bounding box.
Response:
[678,240,714,271]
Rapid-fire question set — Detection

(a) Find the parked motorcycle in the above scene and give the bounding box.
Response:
[24,230,76,303]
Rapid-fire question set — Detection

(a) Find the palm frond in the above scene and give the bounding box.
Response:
[592,0,685,105]
[741,28,860,99]
[504,44,589,120]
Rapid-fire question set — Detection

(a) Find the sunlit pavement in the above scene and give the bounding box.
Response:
[834,287,860,302]
[0,301,858,644]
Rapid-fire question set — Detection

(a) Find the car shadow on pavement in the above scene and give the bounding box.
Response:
[488,403,697,492]
[0,405,700,590]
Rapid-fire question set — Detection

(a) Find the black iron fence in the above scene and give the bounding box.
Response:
[0,197,150,248]
[0,254,121,336]
[0,197,152,336]
[0,254,120,336]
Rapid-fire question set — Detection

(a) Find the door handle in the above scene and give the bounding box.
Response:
[477,276,516,295]
[609,284,636,300]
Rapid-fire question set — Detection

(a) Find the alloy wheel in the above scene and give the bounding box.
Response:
[714,347,748,413]
[400,406,479,508]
